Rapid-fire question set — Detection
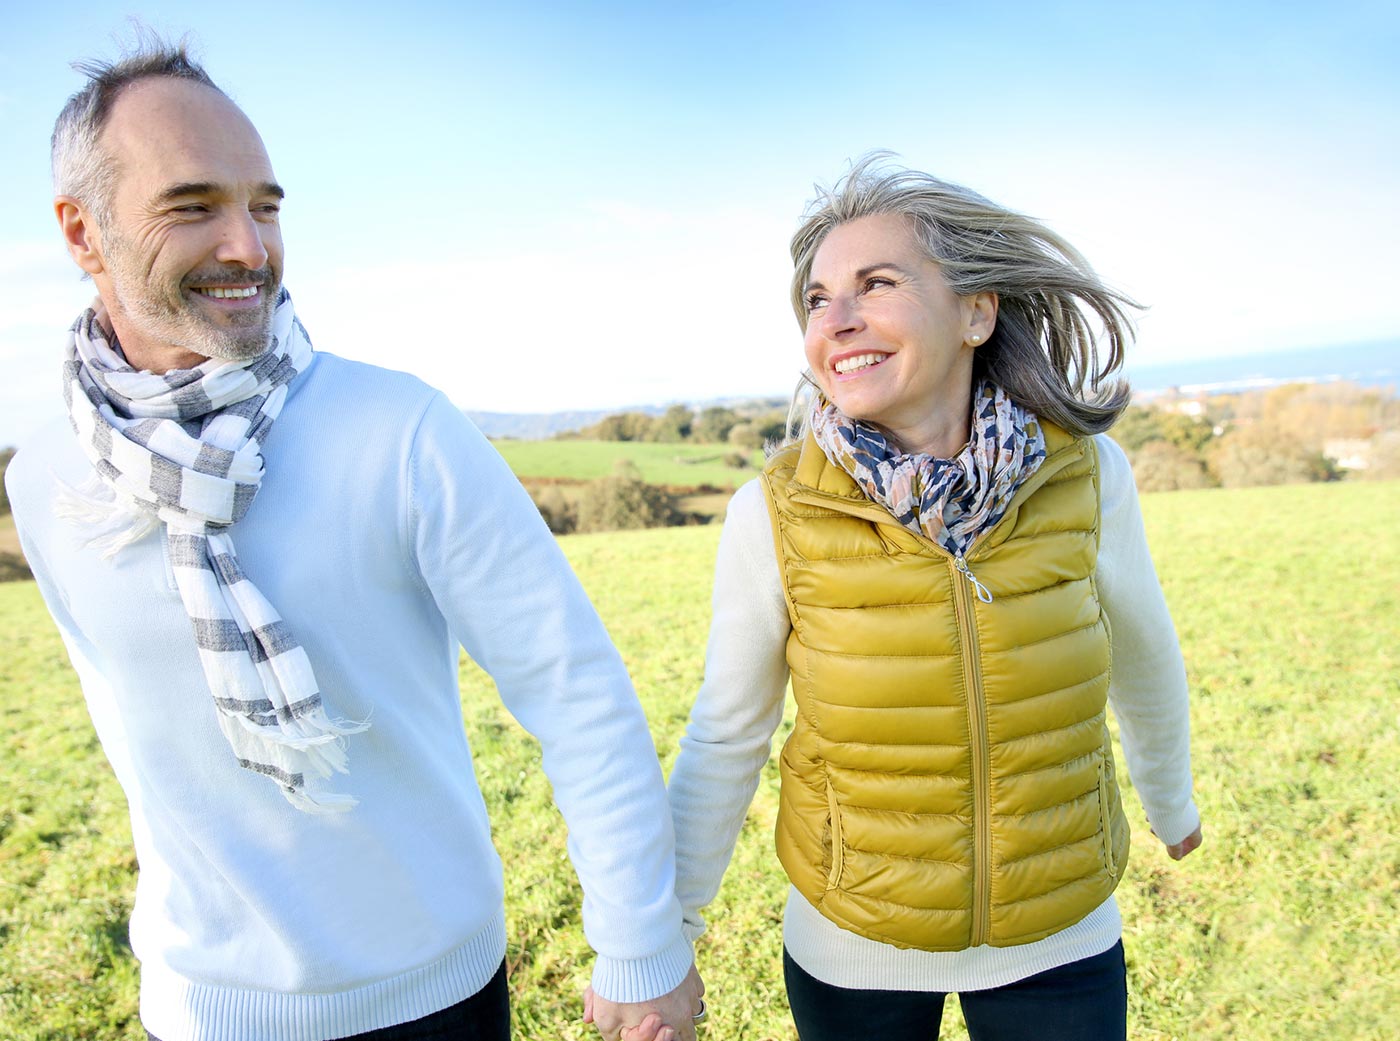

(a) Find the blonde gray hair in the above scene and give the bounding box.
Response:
[51,33,223,230]
[789,153,1138,437]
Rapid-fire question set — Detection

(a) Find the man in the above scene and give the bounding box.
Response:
[6,40,701,1041]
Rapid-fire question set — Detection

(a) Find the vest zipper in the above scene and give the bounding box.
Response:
[954,555,994,603]
[951,561,992,947]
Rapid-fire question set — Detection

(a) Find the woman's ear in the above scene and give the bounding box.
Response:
[965,291,998,346]
[55,196,106,276]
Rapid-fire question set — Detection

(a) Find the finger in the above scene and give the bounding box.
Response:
[582,987,595,1024]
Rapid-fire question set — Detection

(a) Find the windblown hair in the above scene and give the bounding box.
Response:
[788,153,1139,438]
[51,31,223,229]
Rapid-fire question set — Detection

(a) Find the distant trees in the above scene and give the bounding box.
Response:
[568,402,787,446]
[1111,381,1397,493]
[1127,441,1214,492]
[1205,424,1338,488]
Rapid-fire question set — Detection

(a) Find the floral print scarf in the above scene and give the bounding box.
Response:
[809,381,1048,563]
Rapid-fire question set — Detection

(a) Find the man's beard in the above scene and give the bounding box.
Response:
[103,231,281,365]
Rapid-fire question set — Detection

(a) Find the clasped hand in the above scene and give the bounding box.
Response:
[584,964,705,1041]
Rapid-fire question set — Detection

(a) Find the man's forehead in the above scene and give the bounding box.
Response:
[102,77,275,185]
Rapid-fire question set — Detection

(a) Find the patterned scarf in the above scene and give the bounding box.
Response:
[810,382,1048,600]
[60,288,366,813]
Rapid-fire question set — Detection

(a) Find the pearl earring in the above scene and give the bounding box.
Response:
[969,334,981,344]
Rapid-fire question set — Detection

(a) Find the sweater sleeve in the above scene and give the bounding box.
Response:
[404,395,690,1003]
[1094,434,1201,847]
[667,479,792,941]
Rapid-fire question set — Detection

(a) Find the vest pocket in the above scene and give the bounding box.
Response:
[825,782,845,890]
[1097,759,1118,878]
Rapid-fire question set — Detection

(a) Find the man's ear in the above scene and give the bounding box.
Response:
[55,196,106,275]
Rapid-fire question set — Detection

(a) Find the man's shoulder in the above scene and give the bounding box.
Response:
[301,352,438,402]
[286,353,489,454]
[293,353,456,428]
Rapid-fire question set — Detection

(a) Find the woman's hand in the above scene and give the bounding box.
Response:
[1164,824,1203,861]
[584,964,705,1041]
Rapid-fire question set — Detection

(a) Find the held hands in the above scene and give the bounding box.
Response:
[584,964,706,1041]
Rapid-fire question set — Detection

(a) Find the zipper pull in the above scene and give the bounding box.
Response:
[955,555,993,603]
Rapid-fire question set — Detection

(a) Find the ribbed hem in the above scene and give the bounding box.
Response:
[783,887,1122,993]
[589,930,693,1004]
[139,913,508,1041]
[1146,800,1201,849]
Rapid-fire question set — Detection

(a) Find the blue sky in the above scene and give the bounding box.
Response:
[2,1,1397,446]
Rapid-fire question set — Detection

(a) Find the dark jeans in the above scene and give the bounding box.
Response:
[783,941,1127,1041]
[147,958,510,1041]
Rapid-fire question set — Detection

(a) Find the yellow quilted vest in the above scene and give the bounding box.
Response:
[763,423,1130,951]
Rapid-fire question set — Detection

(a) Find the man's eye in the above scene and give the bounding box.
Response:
[174,205,208,214]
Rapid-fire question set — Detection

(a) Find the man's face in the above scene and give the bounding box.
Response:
[90,77,285,367]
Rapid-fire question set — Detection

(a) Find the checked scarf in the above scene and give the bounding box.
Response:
[810,382,1048,595]
[60,288,366,813]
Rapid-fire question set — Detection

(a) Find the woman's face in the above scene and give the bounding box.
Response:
[802,213,995,455]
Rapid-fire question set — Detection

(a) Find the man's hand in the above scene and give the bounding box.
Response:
[583,964,705,1041]
[1164,824,1203,861]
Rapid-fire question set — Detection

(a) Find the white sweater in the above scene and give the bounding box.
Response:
[7,352,690,1041]
[667,434,1199,993]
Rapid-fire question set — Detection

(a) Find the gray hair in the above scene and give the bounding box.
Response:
[51,32,224,229]
[789,153,1139,437]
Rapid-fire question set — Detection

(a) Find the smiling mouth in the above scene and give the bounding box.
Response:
[191,286,261,300]
[833,352,890,375]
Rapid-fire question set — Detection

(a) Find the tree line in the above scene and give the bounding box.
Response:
[1110,381,1400,492]
[563,403,789,451]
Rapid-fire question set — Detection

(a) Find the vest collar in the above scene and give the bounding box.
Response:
[786,422,1090,553]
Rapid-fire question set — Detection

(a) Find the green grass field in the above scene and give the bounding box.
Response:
[493,439,764,488]
[2,480,1398,1040]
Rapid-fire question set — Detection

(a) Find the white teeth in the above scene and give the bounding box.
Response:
[196,286,259,299]
[834,352,888,375]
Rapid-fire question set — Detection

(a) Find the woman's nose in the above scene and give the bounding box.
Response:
[815,294,863,337]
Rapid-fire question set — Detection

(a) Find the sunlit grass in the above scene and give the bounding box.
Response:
[2,481,1397,1039]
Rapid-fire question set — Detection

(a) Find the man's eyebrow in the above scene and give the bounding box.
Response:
[155,181,286,203]
[804,262,909,294]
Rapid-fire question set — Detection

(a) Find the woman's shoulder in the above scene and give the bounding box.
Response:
[1091,433,1135,499]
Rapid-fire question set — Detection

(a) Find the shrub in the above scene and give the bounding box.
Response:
[0,553,31,583]
[573,461,679,533]
[726,422,764,451]
[530,485,577,535]
[1207,422,1339,488]
[1129,441,1215,492]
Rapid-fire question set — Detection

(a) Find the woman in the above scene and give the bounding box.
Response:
[658,157,1202,1041]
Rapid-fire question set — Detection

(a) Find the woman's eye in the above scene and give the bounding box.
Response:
[805,294,828,312]
[864,276,894,292]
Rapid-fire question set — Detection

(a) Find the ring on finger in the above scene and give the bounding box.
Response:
[693,997,708,1024]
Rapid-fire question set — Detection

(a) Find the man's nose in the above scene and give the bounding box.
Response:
[214,209,271,269]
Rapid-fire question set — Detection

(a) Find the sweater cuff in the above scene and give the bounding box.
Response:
[1147,800,1201,849]
[589,931,694,1004]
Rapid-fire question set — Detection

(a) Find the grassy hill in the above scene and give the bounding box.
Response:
[1,480,1397,1039]
[492,438,764,488]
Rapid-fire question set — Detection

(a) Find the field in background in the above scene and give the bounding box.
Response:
[493,438,763,487]
[2,481,1398,1039]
